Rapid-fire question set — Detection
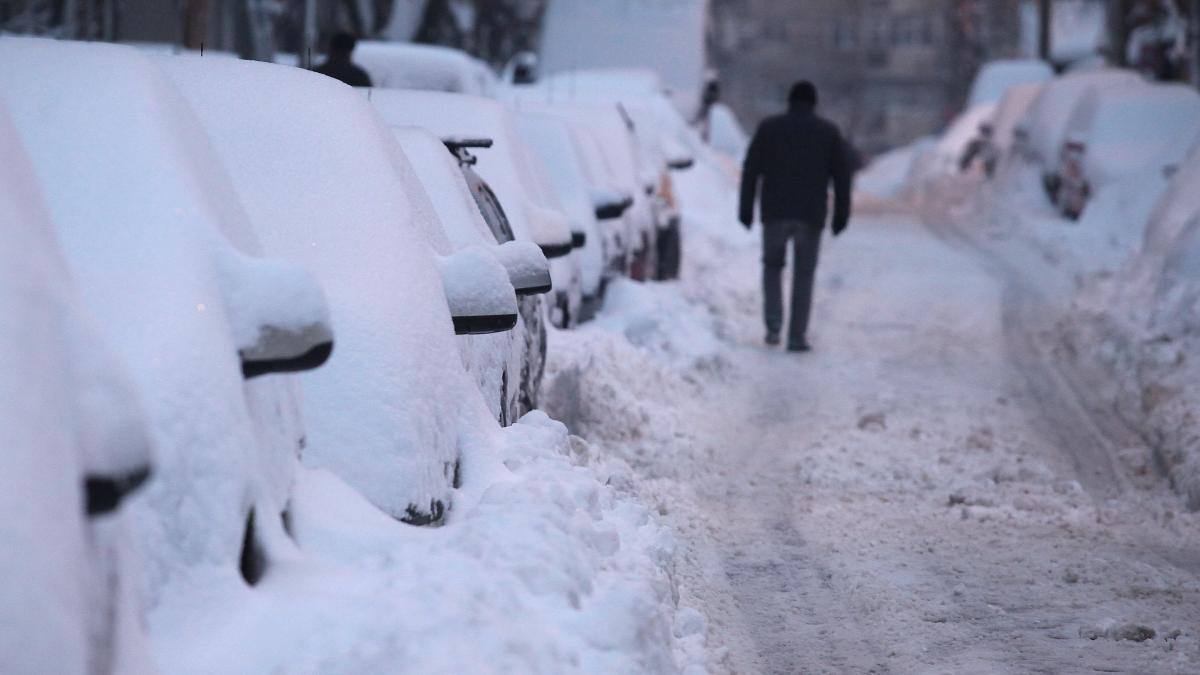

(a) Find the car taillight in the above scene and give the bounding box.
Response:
[659,172,676,209]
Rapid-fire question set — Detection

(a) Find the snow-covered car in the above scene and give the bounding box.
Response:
[160,55,513,525]
[356,40,498,96]
[990,81,1045,163]
[549,106,639,281]
[517,68,714,279]
[1020,69,1144,194]
[911,102,997,182]
[391,125,553,424]
[365,89,575,259]
[1129,140,1200,299]
[0,99,155,675]
[0,36,335,629]
[1054,82,1200,219]
[515,110,608,322]
[526,98,660,280]
[965,59,1054,108]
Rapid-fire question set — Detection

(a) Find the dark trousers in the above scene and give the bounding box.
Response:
[762,220,822,344]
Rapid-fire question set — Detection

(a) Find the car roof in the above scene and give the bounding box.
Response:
[1025,68,1144,162]
[356,41,497,96]
[1066,82,1200,178]
[390,126,497,253]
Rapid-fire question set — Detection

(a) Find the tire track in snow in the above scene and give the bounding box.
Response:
[920,213,1131,501]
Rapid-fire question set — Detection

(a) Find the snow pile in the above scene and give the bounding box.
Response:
[1061,144,1200,507]
[151,413,692,674]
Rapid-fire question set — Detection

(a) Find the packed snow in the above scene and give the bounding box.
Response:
[542,136,1200,673]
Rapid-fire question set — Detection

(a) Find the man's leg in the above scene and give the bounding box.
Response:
[761,221,790,342]
[787,222,822,349]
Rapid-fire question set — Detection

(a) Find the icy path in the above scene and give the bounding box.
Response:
[547,211,1200,674]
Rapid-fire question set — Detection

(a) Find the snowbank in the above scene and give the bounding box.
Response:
[1062,143,1200,507]
[151,413,690,673]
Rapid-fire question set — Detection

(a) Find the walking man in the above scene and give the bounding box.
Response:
[739,81,851,352]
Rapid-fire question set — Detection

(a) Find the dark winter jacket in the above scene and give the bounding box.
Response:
[313,60,373,88]
[739,103,852,232]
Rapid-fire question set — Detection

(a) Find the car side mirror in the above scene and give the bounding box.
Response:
[73,334,156,517]
[664,134,695,171]
[494,240,552,296]
[592,188,634,220]
[219,254,335,379]
[527,202,574,259]
[441,246,519,334]
[571,231,587,248]
[86,468,151,516]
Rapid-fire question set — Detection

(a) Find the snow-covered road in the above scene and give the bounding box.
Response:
[546,206,1200,674]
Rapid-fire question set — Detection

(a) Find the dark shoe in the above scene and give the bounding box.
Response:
[765,331,781,346]
[787,341,812,353]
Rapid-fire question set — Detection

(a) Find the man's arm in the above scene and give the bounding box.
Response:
[739,125,765,228]
[829,130,852,236]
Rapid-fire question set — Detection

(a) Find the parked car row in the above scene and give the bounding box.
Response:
[0,35,708,672]
[958,60,1200,220]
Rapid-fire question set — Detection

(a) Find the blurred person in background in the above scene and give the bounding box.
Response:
[739,80,851,353]
[314,32,372,88]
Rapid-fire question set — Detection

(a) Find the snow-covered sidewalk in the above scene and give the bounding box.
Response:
[544,203,1200,672]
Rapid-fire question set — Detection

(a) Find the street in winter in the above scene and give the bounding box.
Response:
[4,1,1200,673]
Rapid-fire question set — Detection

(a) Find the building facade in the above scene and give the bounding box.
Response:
[710,0,1024,156]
